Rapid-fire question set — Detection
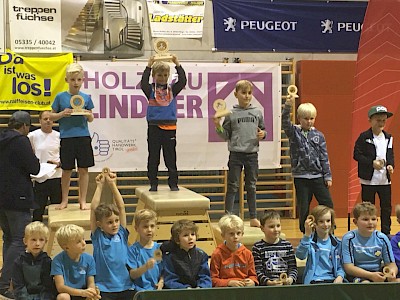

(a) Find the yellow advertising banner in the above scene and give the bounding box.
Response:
[0,50,73,110]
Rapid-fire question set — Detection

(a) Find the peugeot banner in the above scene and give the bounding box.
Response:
[213,0,367,52]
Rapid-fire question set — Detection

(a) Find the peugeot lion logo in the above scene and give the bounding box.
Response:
[321,19,333,33]
[224,17,236,32]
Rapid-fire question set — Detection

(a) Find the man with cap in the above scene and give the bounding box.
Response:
[0,111,40,299]
[353,105,394,237]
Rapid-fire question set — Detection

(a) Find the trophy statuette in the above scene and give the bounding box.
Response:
[153,38,173,62]
[70,95,90,115]
[213,99,232,118]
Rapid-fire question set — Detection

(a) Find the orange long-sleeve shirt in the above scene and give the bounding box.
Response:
[210,243,258,287]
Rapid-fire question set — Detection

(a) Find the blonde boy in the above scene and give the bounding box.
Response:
[127,209,164,291]
[141,55,187,192]
[213,80,266,227]
[50,63,95,210]
[252,210,297,285]
[12,222,55,299]
[162,219,211,288]
[282,96,333,233]
[90,171,134,299]
[342,202,397,282]
[210,214,258,287]
[50,224,99,300]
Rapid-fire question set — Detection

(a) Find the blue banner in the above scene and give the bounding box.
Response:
[213,0,367,52]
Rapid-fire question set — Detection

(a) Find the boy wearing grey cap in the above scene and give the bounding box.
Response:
[353,105,394,236]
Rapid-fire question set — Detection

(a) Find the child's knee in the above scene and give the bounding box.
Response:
[57,293,71,300]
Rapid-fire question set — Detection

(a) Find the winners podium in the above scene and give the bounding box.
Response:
[129,186,217,255]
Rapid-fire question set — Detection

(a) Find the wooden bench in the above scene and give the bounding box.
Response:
[128,186,217,256]
[46,204,91,256]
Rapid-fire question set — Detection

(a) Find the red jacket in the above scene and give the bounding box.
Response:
[210,243,258,287]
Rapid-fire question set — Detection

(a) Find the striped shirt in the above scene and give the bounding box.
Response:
[252,239,298,285]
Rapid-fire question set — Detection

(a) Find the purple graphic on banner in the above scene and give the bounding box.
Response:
[208,72,273,142]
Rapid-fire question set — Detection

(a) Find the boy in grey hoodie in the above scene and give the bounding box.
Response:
[213,80,266,227]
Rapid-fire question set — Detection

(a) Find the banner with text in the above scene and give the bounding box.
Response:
[0,50,73,110]
[80,61,281,171]
[9,0,62,53]
[146,0,205,38]
[0,0,5,53]
[213,0,367,52]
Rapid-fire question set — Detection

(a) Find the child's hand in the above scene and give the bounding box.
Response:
[213,116,222,128]
[325,180,332,188]
[257,128,266,140]
[304,217,314,237]
[106,172,117,185]
[283,277,294,285]
[62,108,72,117]
[155,280,164,290]
[148,56,155,68]
[95,174,105,185]
[387,165,394,174]
[171,54,180,66]
[81,287,101,299]
[373,159,384,170]
[285,95,295,106]
[145,258,156,271]
[227,280,246,287]
[369,271,386,282]
[333,276,344,283]
[243,278,255,286]
[267,279,283,286]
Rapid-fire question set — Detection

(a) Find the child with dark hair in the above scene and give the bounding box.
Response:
[252,210,297,286]
[162,219,211,289]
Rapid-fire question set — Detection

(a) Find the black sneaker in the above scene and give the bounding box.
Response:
[170,186,179,191]
[0,289,15,300]
[149,185,158,192]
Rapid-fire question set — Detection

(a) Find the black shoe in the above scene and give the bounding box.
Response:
[170,186,179,191]
[149,185,158,192]
[0,289,15,299]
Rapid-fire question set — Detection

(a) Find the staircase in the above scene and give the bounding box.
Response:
[104,0,143,51]
[63,0,102,52]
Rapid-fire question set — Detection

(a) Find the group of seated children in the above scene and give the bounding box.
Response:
[10,172,400,299]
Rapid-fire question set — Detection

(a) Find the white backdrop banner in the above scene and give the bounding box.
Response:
[146,0,205,38]
[9,0,62,53]
[80,61,282,172]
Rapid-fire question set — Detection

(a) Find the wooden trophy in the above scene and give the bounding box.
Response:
[279,272,288,284]
[153,38,173,62]
[213,99,231,118]
[154,249,163,262]
[287,84,299,99]
[70,95,90,115]
[383,266,392,279]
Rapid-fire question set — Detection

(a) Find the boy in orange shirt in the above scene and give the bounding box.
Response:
[210,214,258,287]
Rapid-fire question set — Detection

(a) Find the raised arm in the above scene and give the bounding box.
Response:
[90,174,105,232]
[107,172,127,228]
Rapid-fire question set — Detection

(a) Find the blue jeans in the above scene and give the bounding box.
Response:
[225,152,259,219]
[0,209,31,290]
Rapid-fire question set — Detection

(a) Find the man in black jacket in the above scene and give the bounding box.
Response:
[0,111,40,299]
